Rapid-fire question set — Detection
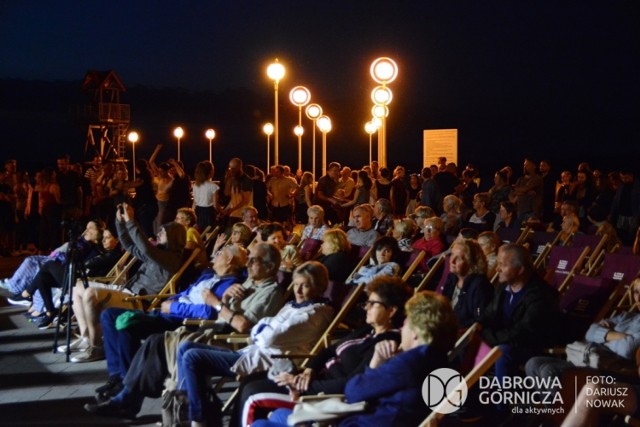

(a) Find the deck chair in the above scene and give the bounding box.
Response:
[344,246,375,284]
[419,327,502,426]
[602,253,640,316]
[88,251,137,288]
[531,231,562,269]
[219,282,367,414]
[401,251,426,281]
[557,274,619,341]
[572,233,609,275]
[299,238,323,261]
[497,226,532,245]
[414,254,447,293]
[433,255,452,295]
[202,225,220,250]
[122,247,202,311]
[543,246,591,294]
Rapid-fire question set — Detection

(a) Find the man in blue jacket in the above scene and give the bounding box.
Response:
[91,245,247,386]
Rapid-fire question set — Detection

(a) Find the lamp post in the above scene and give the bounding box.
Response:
[305,103,322,180]
[173,126,184,163]
[370,57,398,167]
[317,115,332,176]
[263,123,274,172]
[293,125,304,171]
[370,86,393,168]
[205,129,216,163]
[267,59,285,165]
[364,122,377,166]
[289,86,311,172]
[127,131,139,181]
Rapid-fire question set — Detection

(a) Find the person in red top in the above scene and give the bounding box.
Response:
[411,216,446,272]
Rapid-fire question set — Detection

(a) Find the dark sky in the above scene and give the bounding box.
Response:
[1,1,639,177]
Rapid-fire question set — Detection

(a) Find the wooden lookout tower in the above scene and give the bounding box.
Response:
[77,70,130,161]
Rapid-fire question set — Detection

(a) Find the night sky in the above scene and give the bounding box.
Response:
[1,1,639,180]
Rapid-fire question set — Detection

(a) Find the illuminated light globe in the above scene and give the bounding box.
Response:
[263,123,274,136]
[305,103,322,120]
[371,86,393,105]
[290,86,311,106]
[370,57,398,84]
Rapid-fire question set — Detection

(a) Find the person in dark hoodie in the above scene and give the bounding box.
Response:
[69,202,186,363]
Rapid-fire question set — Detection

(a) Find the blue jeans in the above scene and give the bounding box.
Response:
[177,341,241,422]
[101,307,181,378]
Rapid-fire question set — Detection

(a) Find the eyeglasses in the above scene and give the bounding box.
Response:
[359,300,388,310]
[247,257,265,265]
[424,225,434,231]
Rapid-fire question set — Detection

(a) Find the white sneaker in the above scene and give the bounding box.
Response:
[71,346,105,363]
[0,278,10,290]
[57,337,89,353]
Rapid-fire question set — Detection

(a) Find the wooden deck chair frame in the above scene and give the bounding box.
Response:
[533,231,563,269]
[577,233,609,275]
[402,251,426,282]
[515,226,533,245]
[556,246,590,294]
[419,346,502,427]
[122,247,202,311]
[88,251,134,284]
[344,246,375,284]
[414,254,446,293]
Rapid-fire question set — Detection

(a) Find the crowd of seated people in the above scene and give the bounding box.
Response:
[4,152,640,426]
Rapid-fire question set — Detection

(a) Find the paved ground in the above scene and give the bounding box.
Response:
[0,255,235,427]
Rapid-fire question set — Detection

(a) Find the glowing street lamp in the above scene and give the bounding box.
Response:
[263,123,274,172]
[364,122,377,166]
[173,126,184,162]
[305,103,322,180]
[370,57,398,85]
[370,57,398,167]
[205,129,216,163]
[127,131,139,180]
[317,115,332,176]
[290,86,311,171]
[267,59,285,164]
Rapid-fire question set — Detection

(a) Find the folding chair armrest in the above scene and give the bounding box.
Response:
[89,276,114,283]
[299,394,346,402]
[122,294,175,303]
[227,335,252,344]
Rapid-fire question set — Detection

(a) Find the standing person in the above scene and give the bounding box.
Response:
[166,159,191,224]
[221,158,253,226]
[375,168,392,201]
[390,166,408,217]
[129,159,158,239]
[153,162,174,233]
[293,172,314,224]
[487,170,512,215]
[38,168,62,252]
[267,165,297,225]
[314,162,342,225]
[610,169,640,246]
[434,163,460,199]
[340,170,372,211]
[539,160,556,224]
[191,161,219,232]
[406,173,421,216]
[56,154,83,221]
[420,166,441,214]
[511,158,543,223]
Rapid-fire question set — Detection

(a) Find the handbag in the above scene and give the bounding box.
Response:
[565,340,634,371]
